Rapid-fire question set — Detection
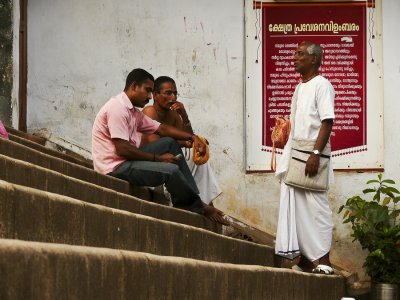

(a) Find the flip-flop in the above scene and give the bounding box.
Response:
[312,264,334,275]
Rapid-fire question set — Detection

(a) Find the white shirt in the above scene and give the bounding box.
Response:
[293,75,335,139]
[276,75,335,180]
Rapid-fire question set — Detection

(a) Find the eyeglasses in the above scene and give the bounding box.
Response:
[159,90,179,97]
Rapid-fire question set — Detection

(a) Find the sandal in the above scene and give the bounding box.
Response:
[312,264,334,275]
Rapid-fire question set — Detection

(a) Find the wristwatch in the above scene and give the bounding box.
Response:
[312,149,321,156]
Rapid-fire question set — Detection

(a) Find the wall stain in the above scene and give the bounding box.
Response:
[222,147,230,155]
[191,50,197,62]
[225,49,230,72]
[239,207,262,227]
[224,197,237,214]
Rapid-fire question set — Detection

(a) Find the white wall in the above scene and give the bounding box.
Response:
[20,0,400,286]
[26,0,245,157]
[382,0,400,184]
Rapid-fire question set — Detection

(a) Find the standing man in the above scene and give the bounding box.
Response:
[275,42,335,274]
[141,76,222,205]
[92,68,228,225]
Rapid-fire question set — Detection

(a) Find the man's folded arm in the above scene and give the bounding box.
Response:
[155,124,192,141]
[155,124,206,155]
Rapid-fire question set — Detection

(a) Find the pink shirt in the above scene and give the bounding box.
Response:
[92,92,160,174]
[0,120,9,140]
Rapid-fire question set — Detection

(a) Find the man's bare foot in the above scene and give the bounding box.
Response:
[203,204,230,225]
[318,252,331,267]
[297,255,314,273]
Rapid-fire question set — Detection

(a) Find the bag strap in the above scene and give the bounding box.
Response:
[292,147,330,159]
[290,84,300,136]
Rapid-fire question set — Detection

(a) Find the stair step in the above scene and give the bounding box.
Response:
[0,127,349,298]
[4,126,47,145]
[6,129,93,169]
[0,239,346,300]
[0,155,220,233]
[0,137,144,197]
[0,179,272,266]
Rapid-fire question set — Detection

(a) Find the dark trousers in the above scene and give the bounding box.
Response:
[109,137,204,214]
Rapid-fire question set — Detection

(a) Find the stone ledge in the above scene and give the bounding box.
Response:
[7,130,93,169]
[0,179,273,266]
[0,137,133,195]
[0,156,220,233]
[0,239,346,300]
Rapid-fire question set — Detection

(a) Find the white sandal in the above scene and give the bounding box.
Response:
[312,264,334,275]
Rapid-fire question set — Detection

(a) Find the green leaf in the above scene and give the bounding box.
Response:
[367,180,380,184]
[373,191,381,201]
[385,187,400,194]
[363,188,376,194]
[378,174,383,180]
[381,191,395,199]
[382,179,396,184]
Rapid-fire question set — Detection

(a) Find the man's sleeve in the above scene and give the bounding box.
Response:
[138,113,161,135]
[107,103,130,141]
[317,81,335,121]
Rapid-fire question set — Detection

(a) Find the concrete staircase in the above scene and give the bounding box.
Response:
[0,129,346,299]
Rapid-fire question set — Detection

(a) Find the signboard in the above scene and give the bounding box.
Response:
[245,0,383,171]
[261,3,366,156]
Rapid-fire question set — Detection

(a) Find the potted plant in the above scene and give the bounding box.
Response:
[338,174,400,300]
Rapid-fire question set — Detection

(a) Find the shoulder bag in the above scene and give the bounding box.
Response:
[282,85,330,191]
[284,139,330,191]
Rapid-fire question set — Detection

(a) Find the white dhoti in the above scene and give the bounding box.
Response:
[275,182,333,262]
[184,150,222,205]
[274,76,336,262]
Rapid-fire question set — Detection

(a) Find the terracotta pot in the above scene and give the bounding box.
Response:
[371,283,399,300]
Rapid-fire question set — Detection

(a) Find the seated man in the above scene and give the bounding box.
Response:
[92,68,228,225]
[141,76,222,205]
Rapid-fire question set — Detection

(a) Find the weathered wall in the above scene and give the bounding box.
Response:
[382,0,400,183]
[13,0,400,286]
[25,0,245,158]
[0,0,13,124]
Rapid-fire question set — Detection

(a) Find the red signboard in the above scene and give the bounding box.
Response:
[261,3,366,156]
